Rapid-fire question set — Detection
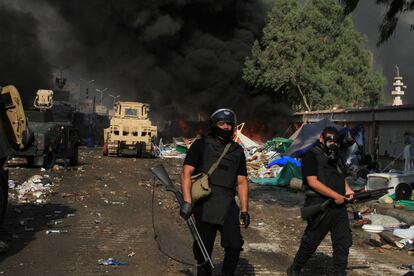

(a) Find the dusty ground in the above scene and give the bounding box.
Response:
[0,148,412,275]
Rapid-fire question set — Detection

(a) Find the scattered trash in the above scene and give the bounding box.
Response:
[45,229,68,234]
[128,252,135,257]
[67,213,76,217]
[98,258,128,266]
[362,214,402,229]
[8,180,16,189]
[395,239,414,250]
[103,199,125,205]
[9,175,54,204]
[24,227,34,232]
[394,226,414,239]
[398,264,414,270]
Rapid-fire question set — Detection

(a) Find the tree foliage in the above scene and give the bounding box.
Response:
[243,0,385,111]
[343,0,414,46]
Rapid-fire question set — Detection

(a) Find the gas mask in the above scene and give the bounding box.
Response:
[322,135,340,161]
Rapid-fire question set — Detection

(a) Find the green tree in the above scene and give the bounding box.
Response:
[243,0,385,111]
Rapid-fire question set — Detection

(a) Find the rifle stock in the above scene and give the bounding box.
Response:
[150,164,184,206]
[150,164,214,269]
[300,187,393,220]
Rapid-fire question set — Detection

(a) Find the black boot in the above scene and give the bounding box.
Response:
[287,264,302,276]
[196,263,212,276]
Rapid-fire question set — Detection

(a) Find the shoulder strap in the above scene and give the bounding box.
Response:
[207,142,232,176]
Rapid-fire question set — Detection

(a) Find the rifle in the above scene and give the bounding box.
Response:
[300,187,393,220]
[150,164,214,269]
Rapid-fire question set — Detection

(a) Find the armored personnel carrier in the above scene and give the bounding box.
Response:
[12,89,80,167]
[1,85,33,223]
[103,101,157,157]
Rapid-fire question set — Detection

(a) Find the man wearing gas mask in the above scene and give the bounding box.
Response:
[288,127,354,276]
[180,108,249,276]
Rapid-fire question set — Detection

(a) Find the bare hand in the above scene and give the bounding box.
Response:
[334,195,345,205]
[345,191,355,201]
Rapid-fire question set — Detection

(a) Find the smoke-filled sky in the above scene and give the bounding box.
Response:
[350,1,414,104]
[0,0,413,120]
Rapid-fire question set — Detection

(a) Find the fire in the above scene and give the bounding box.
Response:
[239,122,266,143]
[176,118,190,136]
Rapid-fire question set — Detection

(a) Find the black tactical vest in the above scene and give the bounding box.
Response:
[310,145,346,196]
[198,136,243,190]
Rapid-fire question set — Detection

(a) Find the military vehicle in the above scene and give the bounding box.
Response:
[103,101,157,157]
[0,85,33,223]
[12,89,80,167]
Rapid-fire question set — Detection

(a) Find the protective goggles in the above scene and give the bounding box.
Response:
[323,135,339,144]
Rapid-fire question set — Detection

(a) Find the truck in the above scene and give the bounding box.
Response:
[103,101,157,157]
[0,85,33,223]
[12,89,80,167]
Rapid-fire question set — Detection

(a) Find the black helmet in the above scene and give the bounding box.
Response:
[210,108,237,126]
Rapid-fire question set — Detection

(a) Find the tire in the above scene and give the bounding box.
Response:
[395,183,412,200]
[0,172,8,225]
[103,143,108,156]
[136,142,143,158]
[27,156,35,167]
[69,146,79,166]
[139,142,146,158]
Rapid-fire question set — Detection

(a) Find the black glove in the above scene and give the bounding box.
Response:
[240,212,250,228]
[180,202,193,220]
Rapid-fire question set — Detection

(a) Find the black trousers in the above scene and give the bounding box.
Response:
[193,204,244,275]
[292,205,352,274]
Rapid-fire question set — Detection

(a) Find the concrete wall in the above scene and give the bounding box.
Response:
[378,121,414,157]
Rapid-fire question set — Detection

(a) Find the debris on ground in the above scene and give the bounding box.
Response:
[394,226,414,239]
[363,214,402,229]
[98,258,128,266]
[8,175,54,204]
[45,230,68,234]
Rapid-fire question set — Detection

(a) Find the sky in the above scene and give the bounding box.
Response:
[0,0,413,118]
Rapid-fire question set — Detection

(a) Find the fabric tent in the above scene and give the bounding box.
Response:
[286,118,344,157]
[234,123,263,149]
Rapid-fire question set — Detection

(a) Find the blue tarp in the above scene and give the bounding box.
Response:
[250,162,302,186]
[266,156,301,169]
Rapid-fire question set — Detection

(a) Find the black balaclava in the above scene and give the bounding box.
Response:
[210,108,236,143]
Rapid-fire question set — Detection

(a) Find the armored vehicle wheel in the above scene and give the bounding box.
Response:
[28,156,47,167]
[0,176,8,225]
[103,143,108,156]
[27,156,35,167]
[69,146,79,166]
[139,142,146,158]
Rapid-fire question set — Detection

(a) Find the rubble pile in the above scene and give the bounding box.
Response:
[154,137,195,159]
[241,135,301,187]
[8,175,54,204]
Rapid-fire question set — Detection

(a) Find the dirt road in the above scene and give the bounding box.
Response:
[0,148,411,275]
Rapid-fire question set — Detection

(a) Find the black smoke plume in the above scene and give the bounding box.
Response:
[44,0,291,123]
[0,3,51,102]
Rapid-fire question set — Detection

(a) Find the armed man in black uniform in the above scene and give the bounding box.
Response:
[288,127,354,276]
[180,108,249,276]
